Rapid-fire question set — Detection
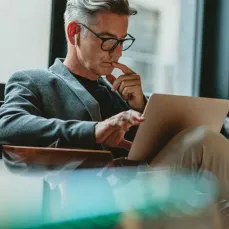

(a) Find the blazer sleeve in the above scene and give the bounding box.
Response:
[0,71,98,148]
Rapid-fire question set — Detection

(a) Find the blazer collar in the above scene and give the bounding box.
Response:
[49,58,102,121]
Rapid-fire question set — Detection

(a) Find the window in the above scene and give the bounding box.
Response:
[0,0,52,83]
[112,0,199,96]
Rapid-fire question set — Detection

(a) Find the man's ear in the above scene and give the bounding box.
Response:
[67,21,80,46]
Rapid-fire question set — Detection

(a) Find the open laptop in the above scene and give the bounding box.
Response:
[128,94,229,161]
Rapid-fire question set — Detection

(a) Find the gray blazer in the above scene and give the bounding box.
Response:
[0,59,132,150]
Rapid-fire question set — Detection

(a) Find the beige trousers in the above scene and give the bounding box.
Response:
[149,126,229,228]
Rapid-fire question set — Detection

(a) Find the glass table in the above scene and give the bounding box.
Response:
[0,158,221,229]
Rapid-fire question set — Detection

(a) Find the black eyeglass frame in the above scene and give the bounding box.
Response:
[78,23,135,52]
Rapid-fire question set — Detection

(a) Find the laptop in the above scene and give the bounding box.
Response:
[128,94,229,161]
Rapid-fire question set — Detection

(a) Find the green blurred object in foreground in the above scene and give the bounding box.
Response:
[0,167,219,229]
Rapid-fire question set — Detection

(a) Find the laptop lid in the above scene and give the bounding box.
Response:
[128,94,229,161]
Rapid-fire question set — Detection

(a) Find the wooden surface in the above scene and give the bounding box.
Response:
[2,145,112,168]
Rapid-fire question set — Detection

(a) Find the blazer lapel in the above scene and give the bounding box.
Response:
[49,58,102,121]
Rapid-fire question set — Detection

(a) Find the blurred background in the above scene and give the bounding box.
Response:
[0,1,228,227]
[0,0,229,99]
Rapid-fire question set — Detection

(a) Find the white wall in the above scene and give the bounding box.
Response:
[0,0,52,83]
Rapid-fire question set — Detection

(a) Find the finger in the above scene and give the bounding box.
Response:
[96,120,120,143]
[104,129,125,147]
[117,119,132,131]
[121,92,129,101]
[119,79,141,94]
[109,110,144,132]
[118,110,144,126]
[112,62,136,75]
[108,116,133,133]
[128,110,145,123]
[122,86,137,98]
[103,127,133,150]
[118,139,133,151]
[111,114,140,131]
[112,74,140,91]
[106,74,116,85]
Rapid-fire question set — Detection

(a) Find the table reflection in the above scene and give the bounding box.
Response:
[0,156,220,229]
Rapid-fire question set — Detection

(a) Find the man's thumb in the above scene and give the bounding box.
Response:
[106,74,116,85]
[119,139,133,151]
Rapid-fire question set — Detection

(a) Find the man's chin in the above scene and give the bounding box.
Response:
[97,67,114,76]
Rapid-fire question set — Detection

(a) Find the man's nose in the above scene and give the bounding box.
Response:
[111,42,122,59]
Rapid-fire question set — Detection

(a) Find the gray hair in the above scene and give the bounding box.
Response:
[64,0,137,36]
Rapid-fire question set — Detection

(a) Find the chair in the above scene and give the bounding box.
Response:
[1,145,113,172]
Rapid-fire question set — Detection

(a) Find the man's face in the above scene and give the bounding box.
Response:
[77,12,129,76]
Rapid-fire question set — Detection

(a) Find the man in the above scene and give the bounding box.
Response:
[0,0,229,205]
[0,0,144,156]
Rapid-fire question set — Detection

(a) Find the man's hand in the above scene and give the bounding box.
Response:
[106,62,145,112]
[95,110,144,150]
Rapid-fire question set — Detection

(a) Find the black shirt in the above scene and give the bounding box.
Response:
[71,73,127,121]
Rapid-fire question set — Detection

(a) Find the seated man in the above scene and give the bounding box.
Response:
[0,0,229,206]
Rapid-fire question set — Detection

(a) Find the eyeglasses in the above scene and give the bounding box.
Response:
[78,23,135,52]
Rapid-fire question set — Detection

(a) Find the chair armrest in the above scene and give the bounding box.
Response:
[1,145,112,169]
